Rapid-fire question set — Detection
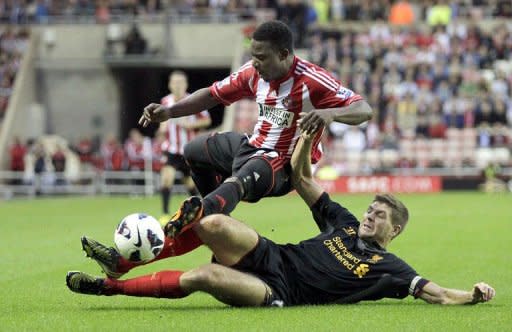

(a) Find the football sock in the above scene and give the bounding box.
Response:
[115,228,203,273]
[156,227,203,258]
[202,182,242,216]
[161,187,171,214]
[104,270,187,298]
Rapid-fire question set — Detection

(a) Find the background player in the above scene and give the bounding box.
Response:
[67,132,495,306]
[158,70,211,222]
[139,20,372,239]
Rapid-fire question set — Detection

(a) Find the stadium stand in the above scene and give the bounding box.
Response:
[0,1,511,198]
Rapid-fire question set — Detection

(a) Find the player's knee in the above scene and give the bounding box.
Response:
[183,136,206,164]
[235,159,273,202]
[183,264,224,289]
[198,214,229,236]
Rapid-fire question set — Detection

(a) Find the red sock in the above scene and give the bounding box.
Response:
[104,270,187,298]
[157,227,204,258]
[116,228,203,273]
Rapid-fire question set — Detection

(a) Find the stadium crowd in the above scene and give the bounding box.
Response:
[0,1,511,25]
[3,1,512,186]
[0,26,28,121]
[305,19,511,172]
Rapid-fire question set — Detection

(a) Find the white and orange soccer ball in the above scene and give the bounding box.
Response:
[114,213,165,263]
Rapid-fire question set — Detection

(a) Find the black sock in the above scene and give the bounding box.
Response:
[162,188,171,214]
[202,182,242,216]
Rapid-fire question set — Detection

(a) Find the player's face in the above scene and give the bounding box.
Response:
[359,201,394,244]
[250,40,289,82]
[169,73,188,98]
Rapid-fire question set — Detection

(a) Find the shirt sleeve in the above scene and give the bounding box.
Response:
[209,62,256,106]
[307,68,363,110]
[310,192,360,232]
[385,255,430,299]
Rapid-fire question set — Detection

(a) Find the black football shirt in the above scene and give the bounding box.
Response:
[275,192,429,305]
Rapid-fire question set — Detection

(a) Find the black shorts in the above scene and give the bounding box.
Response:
[197,132,293,200]
[232,236,298,306]
[164,152,191,176]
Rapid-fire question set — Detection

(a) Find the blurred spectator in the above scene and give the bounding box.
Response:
[428,114,447,138]
[34,0,50,23]
[310,0,329,24]
[388,0,415,25]
[101,133,126,171]
[95,0,111,23]
[9,136,26,171]
[427,0,452,26]
[415,113,429,137]
[73,136,95,165]
[277,0,308,48]
[124,24,147,55]
[52,144,67,184]
[396,92,417,136]
[124,128,150,170]
[479,162,507,193]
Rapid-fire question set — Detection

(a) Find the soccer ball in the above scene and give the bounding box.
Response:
[114,213,165,263]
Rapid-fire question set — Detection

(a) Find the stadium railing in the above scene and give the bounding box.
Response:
[0,170,187,200]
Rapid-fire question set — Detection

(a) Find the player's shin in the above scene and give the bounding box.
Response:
[161,187,171,214]
[104,270,188,298]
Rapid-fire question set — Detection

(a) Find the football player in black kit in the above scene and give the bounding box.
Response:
[67,131,495,306]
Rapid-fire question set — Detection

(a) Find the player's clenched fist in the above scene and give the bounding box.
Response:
[139,103,171,127]
[472,282,495,303]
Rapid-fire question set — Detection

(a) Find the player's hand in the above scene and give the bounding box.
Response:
[471,282,495,303]
[297,110,333,135]
[139,103,170,127]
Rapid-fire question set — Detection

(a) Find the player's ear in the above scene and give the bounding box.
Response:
[278,48,290,61]
[392,224,402,238]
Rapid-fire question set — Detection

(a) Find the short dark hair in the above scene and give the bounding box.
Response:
[252,20,294,54]
[374,194,409,235]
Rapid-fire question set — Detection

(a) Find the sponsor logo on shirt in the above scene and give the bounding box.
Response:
[282,95,293,108]
[368,254,383,264]
[336,86,354,99]
[324,236,372,278]
[216,76,231,89]
[258,104,294,128]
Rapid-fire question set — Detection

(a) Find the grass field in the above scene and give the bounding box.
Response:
[1,192,511,331]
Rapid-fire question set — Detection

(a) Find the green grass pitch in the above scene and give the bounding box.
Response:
[1,192,511,331]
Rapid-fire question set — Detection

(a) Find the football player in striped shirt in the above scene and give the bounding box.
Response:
[158,71,211,223]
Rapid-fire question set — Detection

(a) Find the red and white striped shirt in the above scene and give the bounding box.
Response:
[210,56,362,163]
[161,94,211,155]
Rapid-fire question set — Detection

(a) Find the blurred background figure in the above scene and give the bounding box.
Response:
[158,70,211,223]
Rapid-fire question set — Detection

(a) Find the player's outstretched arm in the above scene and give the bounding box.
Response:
[298,100,373,134]
[418,280,495,305]
[139,88,219,127]
[291,132,324,207]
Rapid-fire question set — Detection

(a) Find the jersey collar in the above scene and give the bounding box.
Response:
[357,238,386,254]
